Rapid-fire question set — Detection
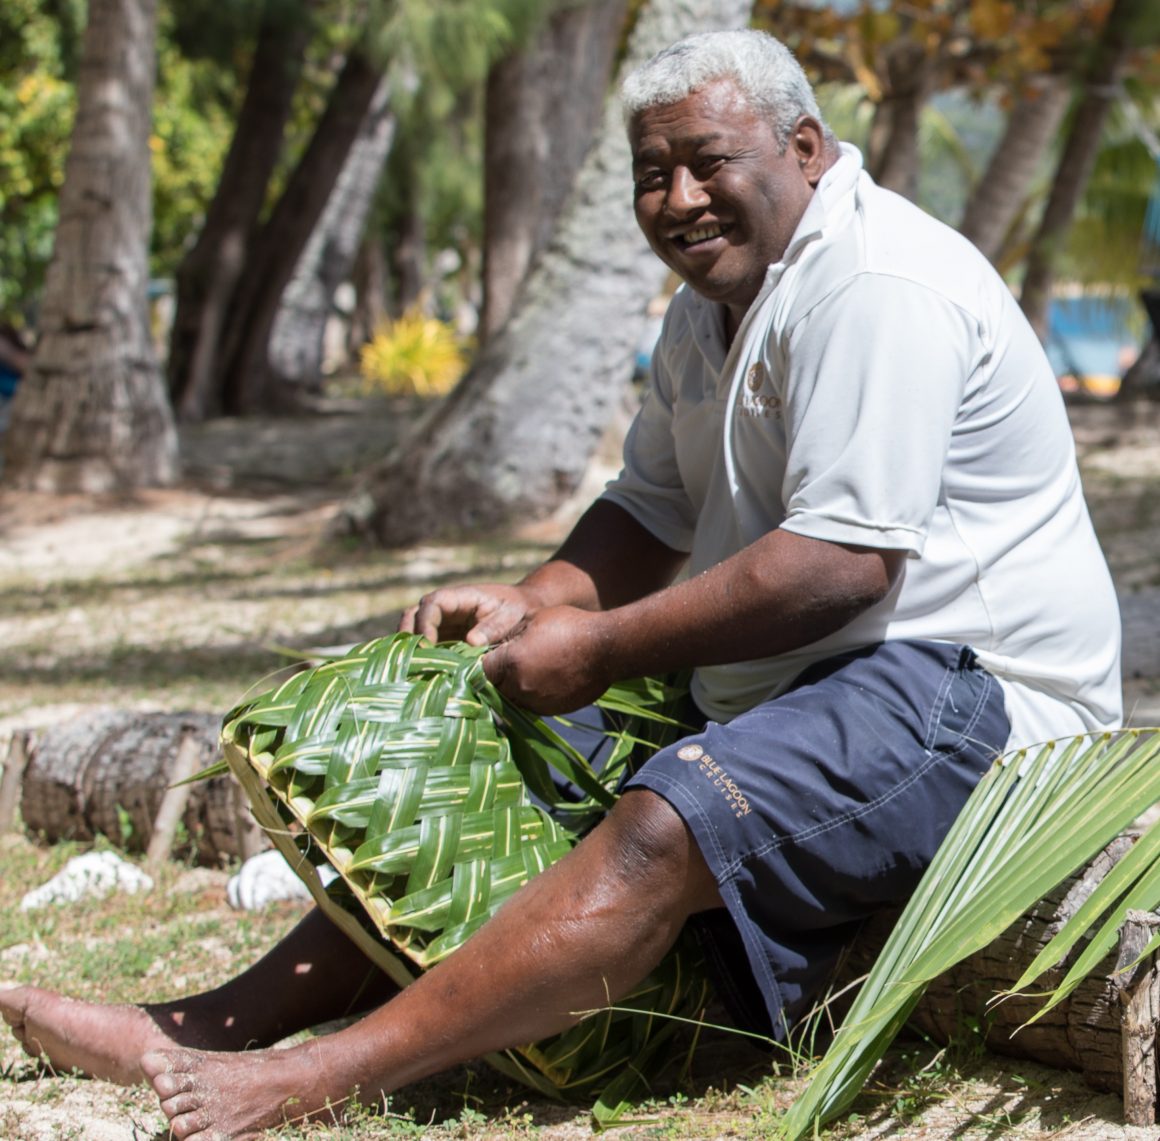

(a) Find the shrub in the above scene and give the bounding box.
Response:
[358,309,469,397]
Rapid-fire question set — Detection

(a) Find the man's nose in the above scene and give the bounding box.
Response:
[666,166,709,216]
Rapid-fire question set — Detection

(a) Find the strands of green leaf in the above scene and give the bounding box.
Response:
[779,728,1160,1139]
[220,632,706,1120]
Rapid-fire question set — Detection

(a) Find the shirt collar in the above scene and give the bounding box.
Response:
[778,142,864,266]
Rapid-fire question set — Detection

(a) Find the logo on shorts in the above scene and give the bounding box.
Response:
[677,746,752,818]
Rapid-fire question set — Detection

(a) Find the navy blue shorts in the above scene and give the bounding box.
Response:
[552,639,1010,1041]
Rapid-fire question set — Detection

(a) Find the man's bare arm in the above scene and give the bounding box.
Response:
[484,528,905,711]
[399,500,688,645]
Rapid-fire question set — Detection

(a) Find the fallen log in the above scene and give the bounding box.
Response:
[9,710,267,864]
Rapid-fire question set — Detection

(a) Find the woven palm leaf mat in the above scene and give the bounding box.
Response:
[221,632,711,1114]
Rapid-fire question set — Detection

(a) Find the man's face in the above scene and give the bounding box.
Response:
[630,79,823,324]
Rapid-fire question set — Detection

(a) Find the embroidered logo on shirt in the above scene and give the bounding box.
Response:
[677,743,704,761]
[739,361,782,419]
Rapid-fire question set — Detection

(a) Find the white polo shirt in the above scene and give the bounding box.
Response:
[602,145,1122,749]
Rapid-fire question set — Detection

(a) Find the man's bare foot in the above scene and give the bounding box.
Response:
[0,986,246,1085]
[142,1042,357,1141]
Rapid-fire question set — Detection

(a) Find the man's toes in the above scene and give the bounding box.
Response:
[0,986,28,1028]
[158,1090,202,1118]
[140,1047,188,1093]
[166,1107,219,1141]
[141,1047,174,1075]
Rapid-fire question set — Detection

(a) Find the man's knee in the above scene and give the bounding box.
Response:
[600,789,722,915]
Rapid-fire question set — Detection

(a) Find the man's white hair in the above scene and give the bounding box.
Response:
[621,28,830,151]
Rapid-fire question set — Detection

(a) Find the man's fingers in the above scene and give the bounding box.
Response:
[465,604,525,648]
[481,645,506,687]
[412,599,447,643]
[398,586,534,646]
[401,587,496,643]
[397,605,418,634]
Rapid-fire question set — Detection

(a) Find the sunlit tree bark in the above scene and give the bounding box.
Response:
[480,0,628,341]
[344,0,755,547]
[2,0,177,491]
[268,77,395,391]
[957,75,1071,264]
[219,48,387,413]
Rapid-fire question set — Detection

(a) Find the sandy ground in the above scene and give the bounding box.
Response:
[2,397,1160,1139]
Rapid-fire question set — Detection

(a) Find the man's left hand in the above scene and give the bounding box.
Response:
[483,605,613,714]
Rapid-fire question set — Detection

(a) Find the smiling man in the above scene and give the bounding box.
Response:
[0,29,1122,1140]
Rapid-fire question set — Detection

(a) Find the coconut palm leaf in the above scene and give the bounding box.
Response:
[779,729,1160,1140]
[220,631,707,1111]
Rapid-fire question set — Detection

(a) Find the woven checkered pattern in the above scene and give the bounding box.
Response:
[222,633,710,1107]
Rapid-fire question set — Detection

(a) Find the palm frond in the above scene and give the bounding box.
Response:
[221,632,707,1109]
[779,729,1160,1139]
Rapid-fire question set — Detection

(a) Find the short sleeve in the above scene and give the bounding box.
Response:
[778,273,977,554]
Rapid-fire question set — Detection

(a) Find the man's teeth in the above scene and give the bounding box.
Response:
[682,225,721,245]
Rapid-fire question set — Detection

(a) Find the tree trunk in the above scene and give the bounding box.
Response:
[386,123,429,318]
[865,40,928,202]
[1,0,177,492]
[343,0,756,548]
[17,711,267,864]
[218,48,387,415]
[167,0,314,422]
[267,74,395,391]
[480,0,628,341]
[838,835,1153,1105]
[349,233,390,350]
[1019,0,1149,339]
[958,74,1071,264]
[1116,330,1160,401]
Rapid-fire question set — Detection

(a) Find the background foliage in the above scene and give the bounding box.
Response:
[1,0,1158,365]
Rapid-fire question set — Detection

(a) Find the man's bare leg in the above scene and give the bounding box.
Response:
[0,907,398,1084]
[142,789,722,1141]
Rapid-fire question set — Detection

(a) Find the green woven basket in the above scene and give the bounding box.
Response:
[221,632,710,1116]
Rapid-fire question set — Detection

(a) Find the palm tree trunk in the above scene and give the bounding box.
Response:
[840,834,1149,1105]
[958,74,1071,264]
[18,711,265,863]
[1116,328,1160,401]
[268,75,395,391]
[218,48,386,415]
[1,0,177,492]
[866,40,929,202]
[480,0,628,341]
[1019,0,1150,338]
[344,0,756,547]
[167,0,315,422]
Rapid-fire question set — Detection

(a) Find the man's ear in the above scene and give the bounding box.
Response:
[789,117,828,186]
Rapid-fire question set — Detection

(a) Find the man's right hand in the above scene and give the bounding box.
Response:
[398,584,543,648]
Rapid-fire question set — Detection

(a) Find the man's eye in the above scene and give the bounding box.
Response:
[635,171,666,193]
[694,156,726,178]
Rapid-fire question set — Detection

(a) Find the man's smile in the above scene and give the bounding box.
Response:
[631,78,822,319]
[671,223,728,249]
